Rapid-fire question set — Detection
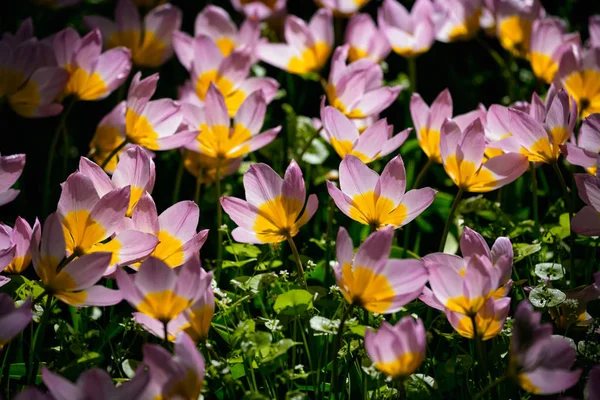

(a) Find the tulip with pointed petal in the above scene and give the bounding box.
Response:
[562,115,600,175]
[317,0,371,17]
[1,217,36,274]
[231,0,286,21]
[558,45,600,118]
[495,0,544,58]
[344,13,390,63]
[365,316,426,379]
[0,294,32,348]
[0,153,25,206]
[378,0,435,58]
[434,0,482,43]
[334,227,428,314]
[85,0,181,67]
[572,170,600,236]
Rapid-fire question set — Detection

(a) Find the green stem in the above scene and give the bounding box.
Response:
[552,162,575,287]
[194,175,202,206]
[298,127,323,160]
[28,295,52,385]
[162,321,170,349]
[172,151,186,203]
[408,57,417,93]
[396,378,406,399]
[471,315,489,383]
[215,159,223,273]
[531,164,540,237]
[473,374,508,400]
[331,304,354,400]
[286,235,308,290]
[100,140,128,170]
[439,187,464,252]
[412,158,433,189]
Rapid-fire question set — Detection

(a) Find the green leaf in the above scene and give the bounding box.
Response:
[230,363,246,379]
[534,263,565,281]
[309,316,338,334]
[301,138,329,165]
[273,290,314,316]
[261,339,296,363]
[232,320,256,348]
[225,244,261,258]
[513,243,541,263]
[529,285,566,308]
[348,325,366,337]
[222,258,257,269]
[231,273,277,292]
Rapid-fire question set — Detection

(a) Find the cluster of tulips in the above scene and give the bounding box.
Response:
[1,0,600,399]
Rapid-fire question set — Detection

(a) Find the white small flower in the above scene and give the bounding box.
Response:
[329,285,340,294]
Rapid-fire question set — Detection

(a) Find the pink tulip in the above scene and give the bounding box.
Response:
[57,172,159,273]
[221,160,318,244]
[116,256,211,324]
[334,227,428,313]
[446,296,511,340]
[378,0,435,58]
[124,72,197,151]
[53,28,131,101]
[434,0,482,43]
[326,45,402,119]
[530,18,580,84]
[0,225,16,280]
[1,217,36,274]
[0,21,68,118]
[0,153,25,206]
[440,118,529,192]
[42,367,149,399]
[365,316,426,378]
[509,301,581,394]
[31,214,123,306]
[142,332,205,399]
[258,9,334,75]
[410,89,453,163]
[85,0,181,67]
[320,104,410,163]
[327,155,436,230]
[572,169,600,236]
[124,193,208,268]
[317,0,371,17]
[345,13,390,63]
[562,114,600,175]
[174,35,278,117]
[231,0,286,21]
[0,294,32,348]
[177,5,261,58]
[78,146,155,216]
[495,0,544,58]
[181,84,281,161]
[557,45,600,118]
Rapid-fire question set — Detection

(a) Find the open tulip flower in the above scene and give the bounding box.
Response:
[124,193,208,268]
[53,28,132,101]
[378,0,435,58]
[344,13,391,63]
[57,172,159,272]
[258,9,334,75]
[365,316,426,379]
[562,114,600,175]
[0,22,68,118]
[320,105,410,163]
[184,150,242,185]
[434,0,482,43]
[176,5,261,58]
[334,227,428,313]
[505,88,577,164]
[317,0,371,17]
[572,169,600,236]
[1,217,35,274]
[42,367,149,400]
[495,0,544,58]
[221,160,318,244]
[0,153,25,206]
[327,155,436,231]
[440,118,529,192]
[0,295,32,348]
[142,332,205,399]
[0,225,16,278]
[116,256,211,325]
[124,72,197,152]
[530,18,580,84]
[85,0,182,68]
[31,214,123,306]
[78,146,155,217]
[231,0,286,20]
[182,84,281,164]
[410,89,452,163]
[133,266,214,343]
[175,35,279,117]
[557,45,600,118]
[88,102,127,173]
[508,301,581,394]
[326,45,402,119]
[447,296,511,341]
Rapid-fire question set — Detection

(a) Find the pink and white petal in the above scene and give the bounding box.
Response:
[133,312,170,339]
[0,153,26,192]
[127,72,159,117]
[295,194,318,230]
[229,127,280,157]
[379,127,411,159]
[352,119,391,160]
[204,84,230,129]
[463,255,493,301]
[0,276,10,287]
[439,119,462,162]
[11,67,68,118]
[135,257,177,294]
[410,93,430,133]
[94,47,132,96]
[173,257,205,302]
[83,17,117,47]
[354,227,394,274]
[236,77,280,104]
[454,107,486,132]
[35,214,65,272]
[243,163,283,208]
[52,27,81,68]
[191,36,223,76]
[142,99,182,138]
[181,230,209,261]
[572,205,600,236]
[194,5,236,39]
[508,108,549,150]
[284,15,315,52]
[73,29,102,73]
[0,242,16,271]
[460,226,492,262]
[174,331,205,375]
[234,90,266,135]
[172,31,194,72]
[309,8,334,48]
[159,201,199,243]
[231,227,262,244]
[155,130,198,151]
[424,254,466,305]
[78,157,114,197]
[181,102,205,130]
[57,172,100,219]
[429,89,453,131]
[114,268,143,307]
[471,153,529,192]
[281,160,306,205]
[11,217,33,260]
[520,369,581,395]
[42,367,83,399]
[144,4,182,46]
[74,285,123,306]
[376,155,407,205]
[397,187,436,226]
[419,286,445,311]
[257,43,296,71]
[110,230,158,267]
[112,145,155,194]
[327,181,357,219]
[457,119,485,166]
[580,114,600,152]
[354,86,402,117]
[561,143,597,171]
[339,155,380,198]
[335,227,354,269]
[131,193,159,234]
[89,186,130,237]
[322,106,359,143]
[217,49,252,87]
[58,252,112,290]
[0,190,19,207]
[220,197,259,230]
[382,259,429,313]
[115,0,141,33]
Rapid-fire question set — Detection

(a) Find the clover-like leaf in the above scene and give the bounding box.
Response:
[529,285,566,308]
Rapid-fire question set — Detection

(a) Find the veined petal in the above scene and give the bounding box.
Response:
[353,227,394,275]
